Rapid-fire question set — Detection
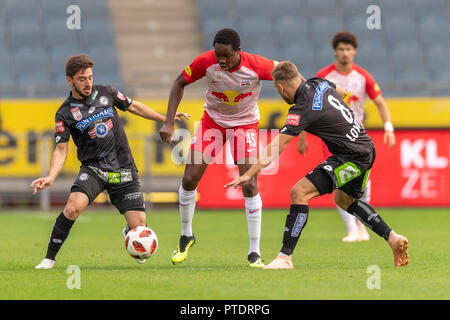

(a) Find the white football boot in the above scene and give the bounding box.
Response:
[35,258,55,269]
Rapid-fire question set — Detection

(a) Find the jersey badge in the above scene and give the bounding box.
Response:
[99,96,110,106]
[70,107,83,121]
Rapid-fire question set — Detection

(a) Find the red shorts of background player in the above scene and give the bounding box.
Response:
[190,111,259,164]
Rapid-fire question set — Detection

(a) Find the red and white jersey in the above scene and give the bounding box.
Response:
[182,50,276,128]
[315,63,382,123]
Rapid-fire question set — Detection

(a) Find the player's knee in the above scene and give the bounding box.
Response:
[290,185,308,203]
[182,175,200,191]
[63,203,82,220]
[334,191,354,211]
[241,178,258,197]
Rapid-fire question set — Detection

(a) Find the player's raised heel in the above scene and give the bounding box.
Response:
[388,232,409,267]
[35,258,55,269]
[171,234,196,264]
[248,252,264,268]
[263,255,294,270]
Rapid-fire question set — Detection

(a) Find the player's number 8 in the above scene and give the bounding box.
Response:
[328,95,353,123]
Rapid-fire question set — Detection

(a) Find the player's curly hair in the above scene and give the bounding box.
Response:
[332,31,358,49]
[213,28,241,51]
[65,54,95,78]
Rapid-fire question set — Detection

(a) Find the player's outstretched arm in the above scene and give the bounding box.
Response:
[127,100,190,123]
[31,142,68,194]
[160,74,189,143]
[225,133,295,188]
[372,95,395,148]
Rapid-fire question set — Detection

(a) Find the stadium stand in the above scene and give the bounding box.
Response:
[0,0,449,98]
[0,0,123,98]
[195,0,450,98]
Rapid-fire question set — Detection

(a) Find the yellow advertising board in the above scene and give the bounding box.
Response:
[0,97,449,177]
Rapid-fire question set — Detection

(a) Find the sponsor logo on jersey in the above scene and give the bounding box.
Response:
[211,90,253,106]
[88,106,96,113]
[55,121,65,133]
[184,65,192,77]
[55,136,62,143]
[99,96,110,106]
[285,114,300,126]
[76,107,114,132]
[70,107,83,121]
[240,80,251,87]
[312,81,331,110]
[88,119,113,138]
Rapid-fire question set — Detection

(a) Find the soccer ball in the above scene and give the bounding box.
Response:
[125,226,158,260]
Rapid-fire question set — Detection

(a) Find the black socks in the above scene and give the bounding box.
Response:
[347,200,392,241]
[280,204,309,256]
[45,212,75,260]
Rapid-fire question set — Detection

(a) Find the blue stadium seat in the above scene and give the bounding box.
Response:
[268,0,304,20]
[44,19,83,51]
[391,41,425,73]
[0,51,12,76]
[273,16,310,48]
[42,0,73,19]
[196,0,233,24]
[341,0,372,18]
[247,44,279,60]
[426,44,450,77]
[307,0,337,17]
[234,0,270,22]
[3,0,41,23]
[412,0,448,19]
[8,20,42,49]
[385,15,418,47]
[77,0,110,21]
[283,46,317,79]
[81,21,116,50]
[380,0,413,18]
[418,17,450,46]
[238,17,273,48]
[310,16,344,47]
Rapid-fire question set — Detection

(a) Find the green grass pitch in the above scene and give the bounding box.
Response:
[0,208,448,300]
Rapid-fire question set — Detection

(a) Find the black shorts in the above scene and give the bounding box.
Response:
[306,149,375,199]
[71,166,145,214]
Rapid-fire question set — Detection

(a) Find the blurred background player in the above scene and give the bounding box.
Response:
[32,54,189,269]
[226,61,408,269]
[297,31,396,242]
[160,28,278,267]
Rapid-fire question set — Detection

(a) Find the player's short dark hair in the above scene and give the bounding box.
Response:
[271,61,300,82]
[213,28,241,51]
[332,31,358,49]
[65,54,95,78]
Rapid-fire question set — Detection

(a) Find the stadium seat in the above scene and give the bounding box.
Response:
[76,0,110,21]
[247,44,279,60]
[268,0,304,20]
[412,0,448,19]
[310,16,344,47]
[8,20,42,49]
[385,15,418,47]
[391,41,425,73]
[238,17,273,48]
[41,0,73,19]
[418,17,450,46]
[341,0,373,18]
[81,21,116,51]
[0,51,12,76]
[234,0,270,22]
[306,0,337,17]
[3,0,41,23]
[196,0,233,24]
[380,0,413,18]
[44,19,83,51]
[272,16,310,48]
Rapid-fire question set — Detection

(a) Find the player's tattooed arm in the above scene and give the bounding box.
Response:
[225,133,295,188]
[31,142,68,194]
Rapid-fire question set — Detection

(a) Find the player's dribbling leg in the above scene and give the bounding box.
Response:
[123,210,148,264]
[35,192,89,269]
[335,190,409,266]
[172,153,208,264]
[264,178,319,270]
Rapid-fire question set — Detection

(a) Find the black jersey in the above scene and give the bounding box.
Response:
[281,77,374,164]
[54,85,136,171]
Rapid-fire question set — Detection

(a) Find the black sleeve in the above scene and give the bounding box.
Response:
[54,110,70,144]
[326,79,336,89]
[107,85,132,111]
[280,105,309,136]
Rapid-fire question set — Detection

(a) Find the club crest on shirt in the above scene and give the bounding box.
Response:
[70,107,83,121]
[99,96,110,106]
[240,80,251,87]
